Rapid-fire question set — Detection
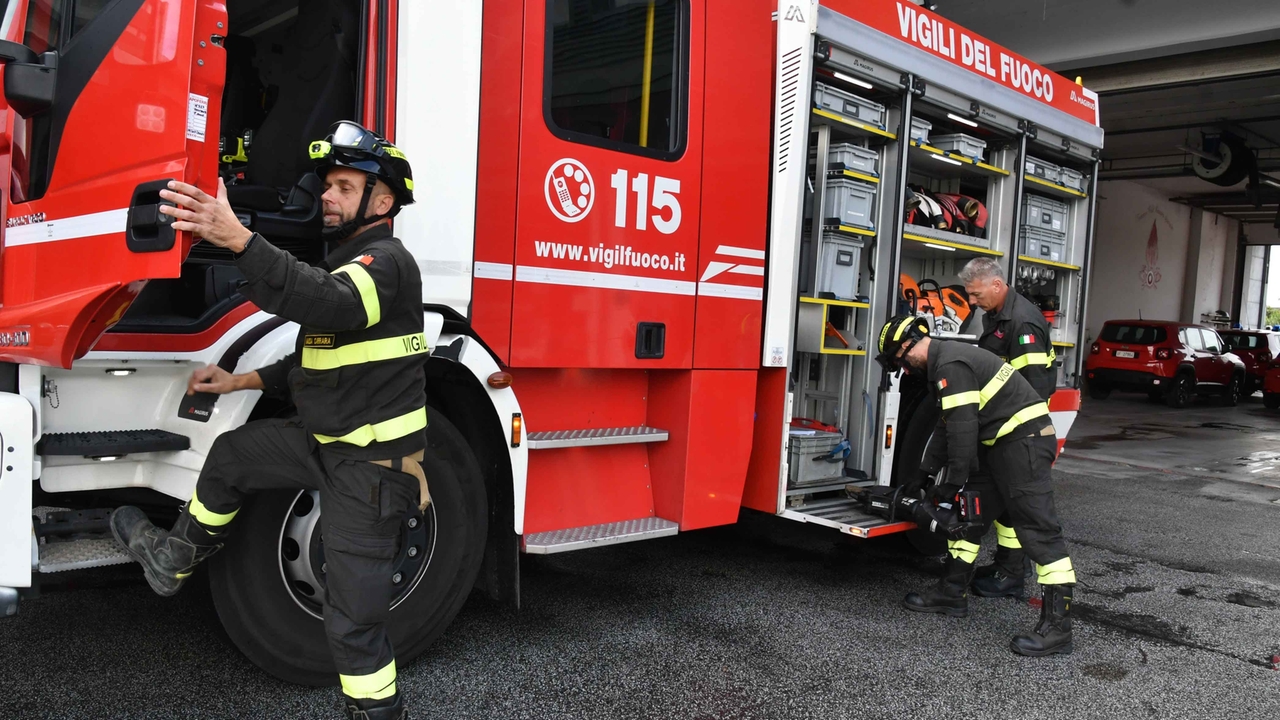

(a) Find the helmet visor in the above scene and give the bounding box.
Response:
[330,121,379,152]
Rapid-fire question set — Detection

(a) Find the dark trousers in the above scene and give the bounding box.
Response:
[955,434,1075,583]
[192,419,419,697]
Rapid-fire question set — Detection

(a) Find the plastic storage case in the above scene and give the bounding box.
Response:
[813,83,887,129]
[823,176,877,230]
[1025,155,1062,184]
[910,117,932,143]
[788,430,846,488]
[930,133,987,161]
[1059,167,1086,192]
[816,231,863,299]
[1021,227,1067,263]
[818,142,879,176]
[1022,193,1069,236]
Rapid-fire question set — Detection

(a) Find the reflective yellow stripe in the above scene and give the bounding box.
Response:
[948,539,980,564]
[333,264,381,328]
[982,402,1051,446]
[941,390,981,410]
[188,489,238,527]
[340,660,397,700]
[383,145,407,160]
[1037,557,1077,585]
[315,407,427,447]
[978,363,1015,408]
[1009,352,1054,370]
[994,521,1022,549]
[301,333,428,371]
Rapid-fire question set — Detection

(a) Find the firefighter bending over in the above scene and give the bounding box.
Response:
[876,315,1076,657]
[111,121,426,719]
[958,257,1057,598]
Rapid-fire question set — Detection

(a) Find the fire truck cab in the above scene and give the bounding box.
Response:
[0,0,1101,686]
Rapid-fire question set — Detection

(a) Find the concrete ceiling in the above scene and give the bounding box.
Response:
[933,0,1280,70]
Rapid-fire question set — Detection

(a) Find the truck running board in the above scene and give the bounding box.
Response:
[525,426,669,450]
[38,429,190,458]
[781,496,915,539]
[38,538,134,573]
[523,517,679,554]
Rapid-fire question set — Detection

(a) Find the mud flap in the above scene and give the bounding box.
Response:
[0,392,34,590]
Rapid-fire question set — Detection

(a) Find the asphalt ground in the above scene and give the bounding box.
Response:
[3,398,1280,719]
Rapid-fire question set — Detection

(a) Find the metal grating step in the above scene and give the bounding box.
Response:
[526,426,669,450]
[38,430,190,458]
[781,497,915,539]
[38,538,135,573]
[523,517,679,554]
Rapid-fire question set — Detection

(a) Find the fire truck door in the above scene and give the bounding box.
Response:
[0,0,226,368]
[509,0,705,369]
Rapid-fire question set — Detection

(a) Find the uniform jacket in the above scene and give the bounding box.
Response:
[979,291,1056,401]
[921,339,1053,485]
[234,223,428,460]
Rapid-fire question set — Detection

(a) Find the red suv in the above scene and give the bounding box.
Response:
[1085,320,1247,408]
[1219,330,1279,395]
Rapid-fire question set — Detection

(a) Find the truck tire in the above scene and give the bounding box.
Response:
[1222,373,1243,407]
[892,390,946,557]
[1165,372,1195,409]
[1264,392,1280,410]
[207,406,488,686]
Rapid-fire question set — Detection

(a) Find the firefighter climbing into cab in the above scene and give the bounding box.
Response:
[110,121,431,719]
[876,315,1077,657]
[958,257,1058,598]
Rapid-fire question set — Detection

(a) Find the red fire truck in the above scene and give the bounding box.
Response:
[0,0,1100,685]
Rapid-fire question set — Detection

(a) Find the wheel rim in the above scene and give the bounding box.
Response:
[1178,377,1192,403]
[1231,378,1241,402]
[278,490,438,620]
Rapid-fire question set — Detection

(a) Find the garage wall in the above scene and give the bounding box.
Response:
[1180,209,1236,323]
[1086,180,1193,343]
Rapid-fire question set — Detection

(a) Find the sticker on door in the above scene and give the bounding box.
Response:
[544,159,595,223]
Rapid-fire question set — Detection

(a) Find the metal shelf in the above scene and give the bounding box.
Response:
[1024,174,1088,199]
[903,229,1003,257]
[1018,254,1081,271]
[799,296,870,309]
[909,140,1010,179]
[811,109,898,141]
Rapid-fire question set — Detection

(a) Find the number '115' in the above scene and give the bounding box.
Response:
[610,170,682,235]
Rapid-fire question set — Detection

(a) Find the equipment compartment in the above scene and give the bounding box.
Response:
[813,83,887,129]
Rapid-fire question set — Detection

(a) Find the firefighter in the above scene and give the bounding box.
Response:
[958,258,1056,598]
[876,315,1076,656]
[110,121,425,719]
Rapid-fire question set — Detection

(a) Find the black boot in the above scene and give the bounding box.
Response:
[903,557,975,618]
[1011,584,1074,657]
[110,506,224,597]
[343,692,408,720]
[972,547,1030,598]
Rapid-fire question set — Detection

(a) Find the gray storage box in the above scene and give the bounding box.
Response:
[823,176,877,230]
[813,83,886,129]
[1021,227,1067,263]
[1059,167,1086,192]
[817,231,862,300]
[931,133,986,161]
[817,142,879,176]
[788,430,846,488]
[1025,155,1062,184]
[1022,193,1068,236]
[910,117,932,144]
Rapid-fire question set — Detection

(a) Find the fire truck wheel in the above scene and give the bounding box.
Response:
[206,406,488,686]
[1264,392,1280,410]
[893,391,947,557]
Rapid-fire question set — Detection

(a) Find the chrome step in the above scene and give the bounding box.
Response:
[523,517,679,554]
[525,426,669,450]
[38,538,135,573]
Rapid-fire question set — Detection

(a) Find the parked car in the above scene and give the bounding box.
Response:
[1085,320,1247,408]
[1264,361,1280,409]
[1219,329,1279,394]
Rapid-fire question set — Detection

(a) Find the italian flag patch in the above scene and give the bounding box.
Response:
[937,379,948,391]
[1018,334,1036,345]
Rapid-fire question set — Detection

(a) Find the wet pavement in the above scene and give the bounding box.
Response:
[3,397,1280,719]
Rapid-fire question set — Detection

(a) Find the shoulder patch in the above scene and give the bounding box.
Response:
[1019,333,1035,345]
[356,254,375,266]
[937,379,948,391]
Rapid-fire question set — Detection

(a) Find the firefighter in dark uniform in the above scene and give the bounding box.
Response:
[877,315,1076,656]
[959,257,1056,598]
[111,121,426,719]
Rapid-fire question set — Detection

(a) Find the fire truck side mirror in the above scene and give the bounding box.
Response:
[0,42,57,118]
